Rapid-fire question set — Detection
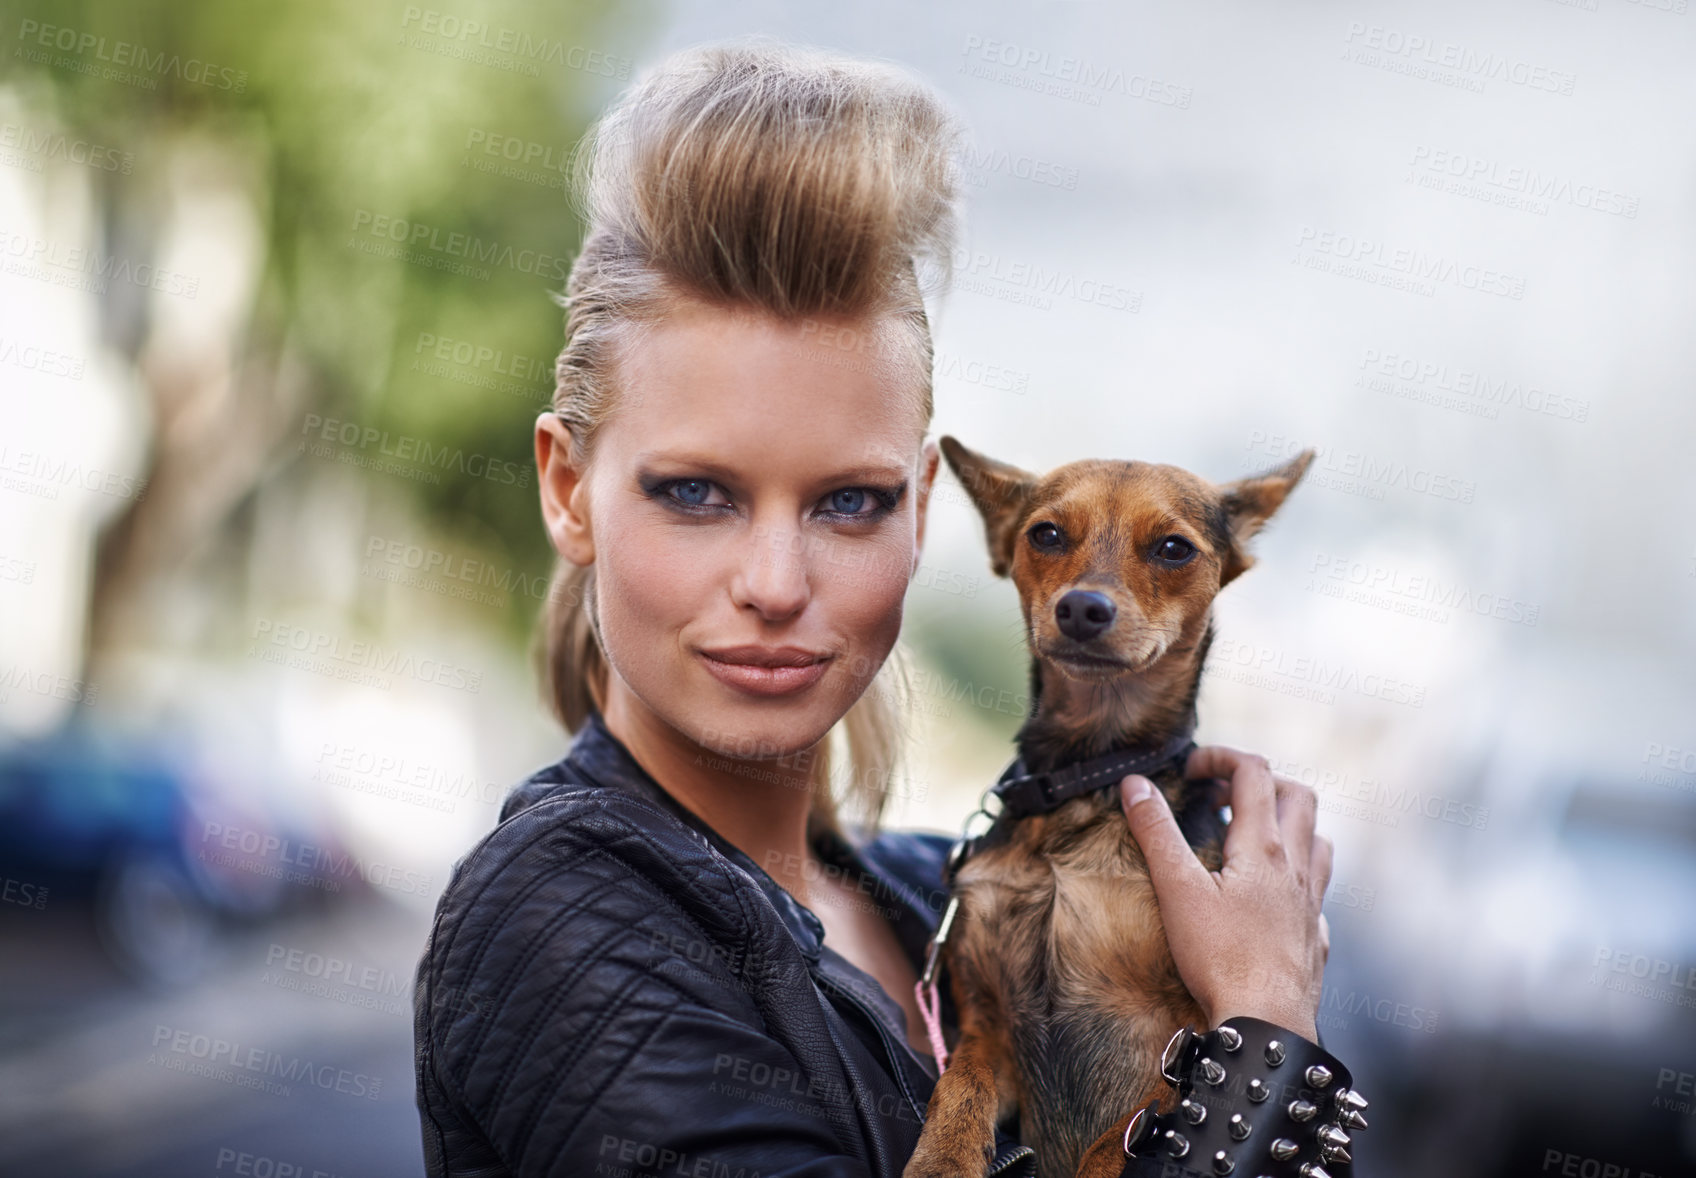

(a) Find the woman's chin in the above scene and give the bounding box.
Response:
[681,694,842,764]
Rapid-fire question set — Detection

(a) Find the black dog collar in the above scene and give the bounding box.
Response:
[993,728,1198,821]
[921,724,1199,990]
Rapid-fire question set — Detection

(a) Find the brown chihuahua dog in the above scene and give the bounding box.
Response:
[904,437,1315,1178]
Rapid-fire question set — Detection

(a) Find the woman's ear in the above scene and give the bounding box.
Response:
[535,412,595,566]
[912,436,941,558]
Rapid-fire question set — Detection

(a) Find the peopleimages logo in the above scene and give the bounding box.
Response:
[0,230,199,299]
[399,7,631,79]
[15,19,248,91]
[200,818,434,896]
[1246,431,1477,505]
[945,247,1141,312]
[1208,636,1429,709]
[0,122,133,175]
[0,446,149,502]
[958,35,1193,109]
[150,1024,381,1100]
[1341,22,1576,96]
[1294,225,1526,300]
[347,209,570,282]
[1307,552,1540,627]
[1407,146,1638,220]
[1357,348,1590,424]
[247,616,485,696]
[299,414,530,488]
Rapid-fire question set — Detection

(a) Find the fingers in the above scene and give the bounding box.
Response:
[1318,912,1331,960]
[1187,746,1279,865]
[1121,775,1214,899]
[1309,832,1334,906]
[1274,773,1317,873]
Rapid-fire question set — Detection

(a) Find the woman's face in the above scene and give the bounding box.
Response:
[540,299,939,761]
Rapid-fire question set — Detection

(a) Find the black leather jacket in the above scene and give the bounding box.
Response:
[413,710,1342,1177]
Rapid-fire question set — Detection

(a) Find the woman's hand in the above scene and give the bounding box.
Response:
[1119,745,1332,1042]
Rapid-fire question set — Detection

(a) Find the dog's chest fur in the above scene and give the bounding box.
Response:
[947,769,1226,1178]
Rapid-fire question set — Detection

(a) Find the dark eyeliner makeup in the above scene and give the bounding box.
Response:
[639,474,732,515]
[820,480,906,521]
[636,472,908,522]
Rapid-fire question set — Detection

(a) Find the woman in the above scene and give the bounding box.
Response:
[414,39,1353,1178]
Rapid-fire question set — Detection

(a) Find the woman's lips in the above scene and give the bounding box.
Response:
[696,646,833,697]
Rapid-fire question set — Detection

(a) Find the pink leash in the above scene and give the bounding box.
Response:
[915,978,950,1073]
[915,891,959,1074]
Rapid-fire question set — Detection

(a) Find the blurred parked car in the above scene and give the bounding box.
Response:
[1319,646,1696,1178]
[0,716,355,986]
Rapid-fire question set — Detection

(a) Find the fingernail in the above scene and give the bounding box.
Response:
[1122,775,1153,806]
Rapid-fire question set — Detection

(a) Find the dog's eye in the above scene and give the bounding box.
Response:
[1027,522,1063,551]
[1154,536,1196,564]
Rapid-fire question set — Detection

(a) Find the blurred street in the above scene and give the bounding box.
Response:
[0,895,429,1178]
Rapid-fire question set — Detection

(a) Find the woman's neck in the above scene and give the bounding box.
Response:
[601,683,824,906]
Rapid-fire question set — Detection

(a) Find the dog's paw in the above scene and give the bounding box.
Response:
[901,1160,977,1178]
[902,1140,991,1178]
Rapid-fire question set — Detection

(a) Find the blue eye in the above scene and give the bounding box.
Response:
[670,479,714,506]
[820,486,900,519]
[645,475,899,520]
[647,478,731,512]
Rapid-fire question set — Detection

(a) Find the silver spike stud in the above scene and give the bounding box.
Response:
[1164,1129,1190,1158]
[1287,1099,1318,1122]
[1212,1149,1235,1175]
[1270,1138,1300,1161]
[1304,1064,1334,1089]
[1298,1165,1332,1178]
[1247,1078,1270,1103]
[1217,1024,1243,1052]
[1160,1026,1194,1086]
[1199,1057,1226,1086]
[1228,1113,1252,1141]
[1264,1039,1285,1066]
[1122,1107,1149,1154]
[1339,1108,1370,1131]
[1340,1088,1368,1111]
[1182,1098,1207,1125]
[1317,1124,1351,1148]
[1321,1143,1353,1166]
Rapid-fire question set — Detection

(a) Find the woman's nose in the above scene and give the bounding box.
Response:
[729,525,811,619]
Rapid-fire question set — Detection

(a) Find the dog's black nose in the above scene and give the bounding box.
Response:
[1055,590,1116,641]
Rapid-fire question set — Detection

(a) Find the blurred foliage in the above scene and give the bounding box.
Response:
[902,589,1030,746]
[7,0,654,647]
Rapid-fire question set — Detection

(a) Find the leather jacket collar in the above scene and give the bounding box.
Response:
[502,710,946,999]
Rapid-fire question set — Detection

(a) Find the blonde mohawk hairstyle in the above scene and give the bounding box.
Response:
[535,38,965,837]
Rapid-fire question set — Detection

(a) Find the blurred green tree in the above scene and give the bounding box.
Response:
[4,0,643,689]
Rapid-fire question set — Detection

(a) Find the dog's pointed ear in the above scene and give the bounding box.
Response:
[939,435,1037,578]
[1216,448,1314,587]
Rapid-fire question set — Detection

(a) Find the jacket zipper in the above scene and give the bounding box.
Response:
[811,840,1035,1176]
[988,1143,1037,1177]
[832,985,1035,1177]
[834,984,929,1126]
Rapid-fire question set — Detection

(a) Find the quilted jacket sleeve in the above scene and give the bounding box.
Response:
[416,790,880,1178]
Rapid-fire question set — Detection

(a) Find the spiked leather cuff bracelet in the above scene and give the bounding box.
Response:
[1118,1016,1368,1178]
